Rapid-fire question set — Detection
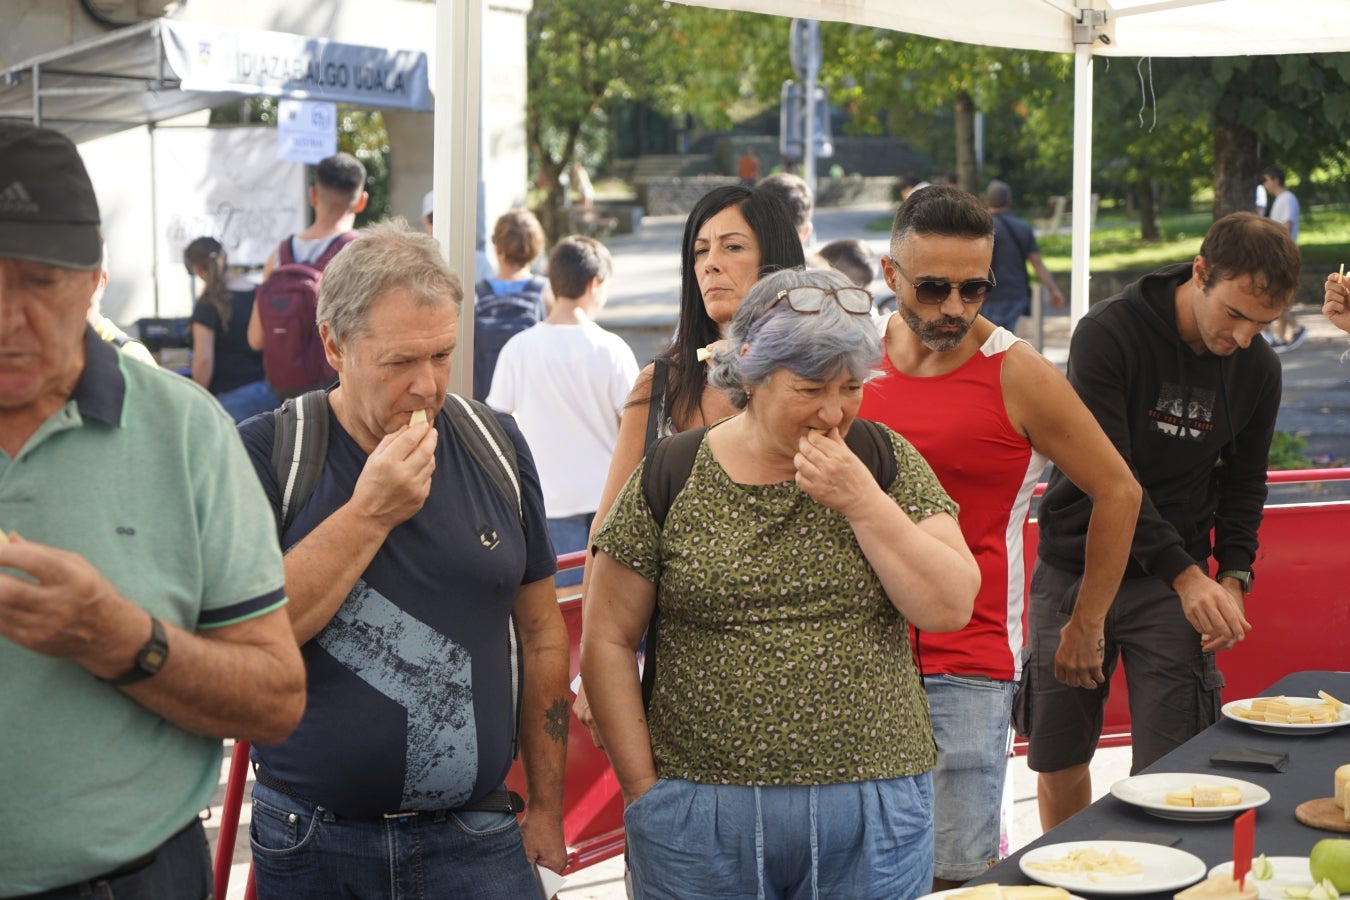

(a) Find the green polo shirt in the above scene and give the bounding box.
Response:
[0,329,287,897]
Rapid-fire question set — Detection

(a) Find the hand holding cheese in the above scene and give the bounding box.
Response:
[410,408,428,426]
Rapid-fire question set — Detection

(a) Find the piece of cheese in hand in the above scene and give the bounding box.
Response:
[1175,876,1259,900]
[410,409,429,426]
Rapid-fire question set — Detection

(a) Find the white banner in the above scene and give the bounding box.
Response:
[277,100,338,164]
[153,126,306,269]
[161,20,432,111]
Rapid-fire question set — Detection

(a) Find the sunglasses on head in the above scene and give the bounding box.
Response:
[890,260,997,305]
[770,285,874,316]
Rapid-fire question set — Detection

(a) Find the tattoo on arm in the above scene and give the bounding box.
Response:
[544,697,569,743]
[1096,638,1105,657]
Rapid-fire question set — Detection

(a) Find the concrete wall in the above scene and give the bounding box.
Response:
[2,0,532,322]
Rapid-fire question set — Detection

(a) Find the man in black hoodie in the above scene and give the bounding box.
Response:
[1024,213,1301,828]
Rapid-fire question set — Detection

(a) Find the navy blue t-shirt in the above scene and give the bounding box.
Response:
[191,289,265,395]
[238,399,556,817]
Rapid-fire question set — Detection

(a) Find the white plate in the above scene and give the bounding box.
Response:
[915,890,1087,900]
[1020,841,1208,895]
[1209,857,1313,900]
[1109,772,1271,821]
[915,889,1087,900]
[1221,696,1350,735]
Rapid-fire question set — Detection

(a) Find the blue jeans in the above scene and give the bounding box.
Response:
[21,819,210,899]
[924,673,1016,881]
[623,776,934,899]
[547,512,594,587]
[215,379,279,423]
[249,782,538,900]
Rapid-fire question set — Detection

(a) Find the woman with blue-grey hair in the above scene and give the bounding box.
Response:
[581,267,979,899]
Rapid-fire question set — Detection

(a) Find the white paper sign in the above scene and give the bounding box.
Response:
[277,99,337,164]
[153,126,306,269]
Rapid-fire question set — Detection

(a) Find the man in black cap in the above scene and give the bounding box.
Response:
[0,121,305,899]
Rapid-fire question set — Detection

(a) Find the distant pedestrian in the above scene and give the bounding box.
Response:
[86,243,156,366]
[1261,166,1306,351]
[487,235,639,589]
[475,210,549,401]
[756,171,814,244]
[814,237,877,289]
[185,237,277,422]
[900,174,932,200]
[247,152,366,397]
[737,146,761,186]
[984,180,1064,332]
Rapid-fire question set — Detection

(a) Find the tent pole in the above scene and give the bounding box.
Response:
[1069,37,1093,328]
[148,121,160,318]
[434,0,483,397]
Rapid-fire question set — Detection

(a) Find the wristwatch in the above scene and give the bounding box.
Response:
[100,615,170,686]
[1216,569,1254,594]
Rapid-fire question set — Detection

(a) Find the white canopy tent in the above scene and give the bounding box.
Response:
[430,0,1350,389]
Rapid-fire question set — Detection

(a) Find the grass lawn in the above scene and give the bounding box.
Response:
[1037,205,1350,276]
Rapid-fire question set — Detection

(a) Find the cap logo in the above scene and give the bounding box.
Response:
[0,182,39,215]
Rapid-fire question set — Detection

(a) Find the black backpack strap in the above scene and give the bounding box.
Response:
[441,392,527,758]
[641,426,706,530]
[442,393,523,524]
[270,389,331,535]
[642,358,672,452]
[844,418,897,490]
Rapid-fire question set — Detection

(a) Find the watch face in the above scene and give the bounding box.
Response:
[142,647,168,670]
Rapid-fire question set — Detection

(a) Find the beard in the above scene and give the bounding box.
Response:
[898,304,972,352]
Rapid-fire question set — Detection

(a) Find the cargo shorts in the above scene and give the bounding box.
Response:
[1022,561,1225,775]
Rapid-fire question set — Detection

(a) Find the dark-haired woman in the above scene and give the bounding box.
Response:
[573,184,806,739]
[184,237,277,422]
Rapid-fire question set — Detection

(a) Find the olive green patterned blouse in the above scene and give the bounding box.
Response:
[592,422,958,787]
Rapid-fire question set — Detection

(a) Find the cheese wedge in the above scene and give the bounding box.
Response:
[1320,690,1345,712]
[1175,875,1259,900]
[1342,777,1350,822]
[410,409,429,426]
[1336,764,1350,811]
[1165,784,1241,807]
[951,886,1069,900]
[1000,888,1072,900]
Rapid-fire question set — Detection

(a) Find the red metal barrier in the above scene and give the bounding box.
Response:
[214,470,1350,892]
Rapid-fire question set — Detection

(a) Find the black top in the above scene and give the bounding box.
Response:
[1036,263,1281,585]
[191,288,265,395]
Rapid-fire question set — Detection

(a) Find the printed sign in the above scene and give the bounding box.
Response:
[278,99,337,164]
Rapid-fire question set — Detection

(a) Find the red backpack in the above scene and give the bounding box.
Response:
[255,233,357,397]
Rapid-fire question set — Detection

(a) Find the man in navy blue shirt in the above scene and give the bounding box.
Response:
[984,180,1065,333]
[238,220,570,898]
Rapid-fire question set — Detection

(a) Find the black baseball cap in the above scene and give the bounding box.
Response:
[0,120,102,270]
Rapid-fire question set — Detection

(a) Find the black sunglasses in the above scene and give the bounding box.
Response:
[890,260,997,305]
[770,285,874,316]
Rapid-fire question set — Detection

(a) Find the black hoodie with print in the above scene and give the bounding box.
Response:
[1037,262,1282,585]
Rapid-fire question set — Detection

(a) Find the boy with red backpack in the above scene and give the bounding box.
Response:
[248,152,367,399]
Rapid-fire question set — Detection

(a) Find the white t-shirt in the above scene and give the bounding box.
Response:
[487,321,639,517]
[1269,190,1300,242]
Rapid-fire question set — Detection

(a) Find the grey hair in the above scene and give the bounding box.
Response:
[317,218,463,345]
[708,267,882,409]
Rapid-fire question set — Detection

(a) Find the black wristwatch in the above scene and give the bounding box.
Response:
[1216,569,1254,595]
[100,615,170,686]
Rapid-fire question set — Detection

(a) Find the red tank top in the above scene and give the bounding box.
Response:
[858,327,1046,680]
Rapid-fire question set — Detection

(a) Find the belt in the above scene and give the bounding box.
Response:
[253,765,526,818]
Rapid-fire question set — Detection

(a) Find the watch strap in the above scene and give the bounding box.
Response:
[1216,569,1253,593]
[100,615,169,686]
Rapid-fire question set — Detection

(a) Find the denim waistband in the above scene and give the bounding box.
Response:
[252,765,525,819]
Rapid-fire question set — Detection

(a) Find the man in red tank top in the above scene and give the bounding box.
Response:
[858,185,1140,891]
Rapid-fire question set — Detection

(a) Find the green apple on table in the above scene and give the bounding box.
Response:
[1310,839,1350,894]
